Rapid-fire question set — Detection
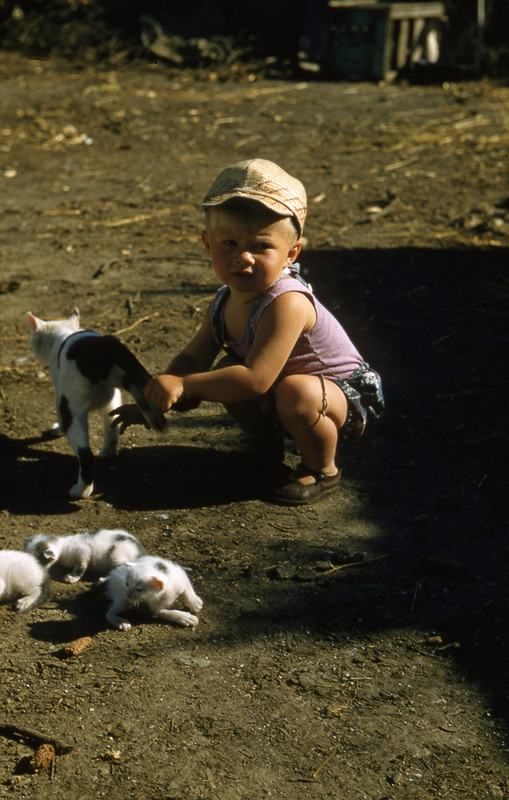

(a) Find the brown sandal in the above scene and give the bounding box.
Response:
[272,464,341,506]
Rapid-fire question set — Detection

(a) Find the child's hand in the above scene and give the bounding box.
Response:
[109,404,149,434]
[144,375,185,413]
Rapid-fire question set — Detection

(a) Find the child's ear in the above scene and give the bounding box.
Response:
[201,230,211,255]
[288,239,302,263]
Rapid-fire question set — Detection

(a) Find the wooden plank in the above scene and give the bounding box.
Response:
[396,19,410,68]
[410,17,426,62]
[329,1,445,18]
[389,3,445,21]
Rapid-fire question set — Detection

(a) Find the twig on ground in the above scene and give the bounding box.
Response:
[320,554,388,576]
[113,313,159,335]
[312,747,338,780]
[0,722,73,754]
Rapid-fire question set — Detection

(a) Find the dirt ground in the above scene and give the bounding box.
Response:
[0,49,508,799]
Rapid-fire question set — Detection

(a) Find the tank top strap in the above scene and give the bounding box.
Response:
[210,284,230,348]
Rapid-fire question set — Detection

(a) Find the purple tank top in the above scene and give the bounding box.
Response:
[214,276,363,381]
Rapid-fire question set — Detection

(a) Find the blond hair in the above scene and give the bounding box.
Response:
[204,199,300,242]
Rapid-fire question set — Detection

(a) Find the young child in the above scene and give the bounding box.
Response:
[111,158,384,504]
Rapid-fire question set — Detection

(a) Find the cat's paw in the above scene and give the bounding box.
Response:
[99,446,119,459]
[116,621,132,631]
[70,482,94,499]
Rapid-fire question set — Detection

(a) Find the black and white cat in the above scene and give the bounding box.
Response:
[0,550,50,612]
[26,308,166,499]
[99,555,203,631]
[24,528,146,584]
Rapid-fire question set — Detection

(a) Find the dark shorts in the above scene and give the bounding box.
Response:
[332,362,385,441]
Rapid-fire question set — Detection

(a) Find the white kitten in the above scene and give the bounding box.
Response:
[99,555,203,631]
[24,528,146,584]
[26,307,166,499]
[0,550,50,612]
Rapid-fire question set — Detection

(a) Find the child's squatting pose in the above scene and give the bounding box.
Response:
[111,159,384,505]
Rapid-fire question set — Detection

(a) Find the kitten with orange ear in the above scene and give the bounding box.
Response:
[99,555,203,631]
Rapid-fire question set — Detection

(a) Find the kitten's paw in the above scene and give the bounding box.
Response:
[116,621,132,631]
[179,612,199,628]
[189,595,203,613]
[70,482,93,499]
[63,574,81,584]
[16,596,36,612]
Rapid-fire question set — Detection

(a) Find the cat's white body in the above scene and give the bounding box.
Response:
[100,555,203,631]
[24,528,146,584]
[0,550,50,612]
[26,308,166,498]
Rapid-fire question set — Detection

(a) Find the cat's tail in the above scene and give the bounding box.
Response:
[104,337,167,432]
[127,383,167,433]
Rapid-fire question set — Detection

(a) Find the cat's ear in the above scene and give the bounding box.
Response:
[150,576,164,592]
[25,311,42,332]
[70,308,80,327]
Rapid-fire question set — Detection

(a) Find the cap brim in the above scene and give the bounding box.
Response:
[201,191,302,234]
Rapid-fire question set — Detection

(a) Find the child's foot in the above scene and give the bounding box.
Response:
[272,464,341,505]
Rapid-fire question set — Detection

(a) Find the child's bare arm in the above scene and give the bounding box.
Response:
[146,292,315,410]
[165,311,222,376]
[156,311,221,411]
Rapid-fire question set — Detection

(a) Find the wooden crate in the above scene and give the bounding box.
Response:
[326,2,445,80]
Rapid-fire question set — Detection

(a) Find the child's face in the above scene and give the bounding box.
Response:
[202,214,302,298]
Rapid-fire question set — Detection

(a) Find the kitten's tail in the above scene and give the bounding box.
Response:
[104,336,167,432]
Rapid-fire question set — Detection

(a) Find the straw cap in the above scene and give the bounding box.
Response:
[201,158,307,235]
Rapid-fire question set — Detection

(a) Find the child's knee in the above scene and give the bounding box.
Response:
[275,375,317,418]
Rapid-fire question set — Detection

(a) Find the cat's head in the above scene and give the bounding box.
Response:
[124,561,165,604]
[24,533,60,566]
[26,308,81,362]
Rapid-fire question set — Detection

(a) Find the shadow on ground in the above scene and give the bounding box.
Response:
[2,245,508,727]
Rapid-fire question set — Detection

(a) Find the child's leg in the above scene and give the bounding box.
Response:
[223,396,283,454]
[275,374,348,483]
[216,353,284,457]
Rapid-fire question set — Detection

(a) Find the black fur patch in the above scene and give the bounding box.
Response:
[78,447,94,485]
[154,560,168,573]
[66,334,151,386]
[57,330,86,367]
[59,395,72,434]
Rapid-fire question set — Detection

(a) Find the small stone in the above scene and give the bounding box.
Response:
[28,743,55,773]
